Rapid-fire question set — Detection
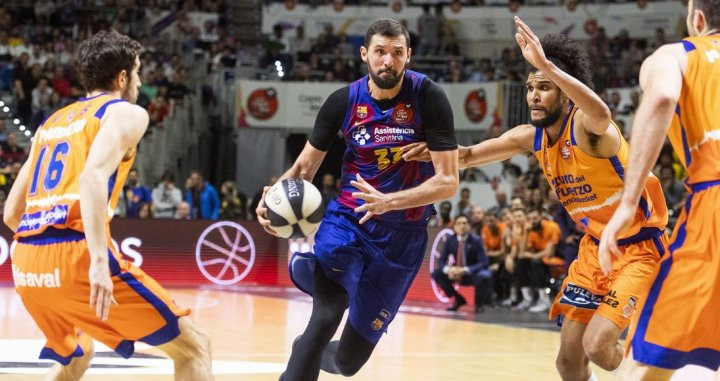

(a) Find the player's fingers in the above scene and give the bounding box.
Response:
[95,287,106,318]
[263,225,278,236]
[102,290,112,321]
[515,33,525,48]
[400,142,422,153]
[359,211,374,224]
[89,284,97,307]
[354,203,369,213]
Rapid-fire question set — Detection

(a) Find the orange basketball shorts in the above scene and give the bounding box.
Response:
[549,227,667,329]
[12,227,189,365]
[628,181,720,371]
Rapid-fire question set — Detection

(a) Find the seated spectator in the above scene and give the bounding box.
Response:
[482,212,513,304]
[501,159,522,180]
[175,201,191,220]
[30,78,53,130]
[1,132,26,164]
[487,190,509,216]
[515,209,561,313]
[659,165,686,219]
[138,202,153,219]
[320,173,338,210]
[429,200,454,228]
[152,172,183,219]
[470,206,484,235]
[123,168,153,218]
[185,171,220,219]
[220,180,247,220]
[0,119,8,144]
[51,67,71,98]
[431,215,492,313]
[455,187,474,217]
[147,95,170,126]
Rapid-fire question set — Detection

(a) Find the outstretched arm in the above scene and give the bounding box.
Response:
[598,44,684,275]
[514,16,611,135]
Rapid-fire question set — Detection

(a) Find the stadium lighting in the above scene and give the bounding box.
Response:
[2,107,8,113]
[13,119,19,125]
[24,130,31,137]
[275,60,281,67]
[19,125,25,131]
[278,71,285,78]
[0,101,4,107]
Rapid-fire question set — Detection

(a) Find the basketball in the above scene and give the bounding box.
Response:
[264,178,324,239]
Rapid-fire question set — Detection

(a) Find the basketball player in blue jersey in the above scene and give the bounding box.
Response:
[256,19,459,380]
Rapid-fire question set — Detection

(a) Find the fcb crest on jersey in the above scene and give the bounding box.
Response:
[356,105,368,119]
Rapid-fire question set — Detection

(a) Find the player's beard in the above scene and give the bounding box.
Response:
[368,64,405,89]
[122,81,138,104]
[530,102,564,129]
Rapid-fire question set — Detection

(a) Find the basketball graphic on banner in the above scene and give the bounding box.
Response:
[464,89,487,123]
[429,228,459,302]
[247,88,279,120]
[195,221,256,285]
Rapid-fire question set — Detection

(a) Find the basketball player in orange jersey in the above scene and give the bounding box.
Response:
[3,30,213,380]
[600,0,720,378]
[405,17,669,381]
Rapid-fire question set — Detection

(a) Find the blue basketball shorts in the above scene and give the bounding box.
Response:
[289,199,428,344]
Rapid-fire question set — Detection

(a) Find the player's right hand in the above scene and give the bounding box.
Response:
[89,259,114,321]
[255,186,279,237]
[400,142,431,162]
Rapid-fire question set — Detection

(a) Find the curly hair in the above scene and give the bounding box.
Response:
[536,33,593,89]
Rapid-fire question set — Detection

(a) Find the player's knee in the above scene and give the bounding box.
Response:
[170,319,212,362]
[335,355,363,377]
[582,329,612,362]
[555,351,581,375]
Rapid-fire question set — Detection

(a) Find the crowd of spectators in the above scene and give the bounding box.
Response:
[0,0,231,132]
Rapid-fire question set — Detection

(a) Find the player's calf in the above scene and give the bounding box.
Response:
[43,344,94,381]
[158,317,213,381]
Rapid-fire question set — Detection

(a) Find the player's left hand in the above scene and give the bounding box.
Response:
[514,16,550,71]
[400,142,431,162]
[351,173,392,224]
[598,203,635,276]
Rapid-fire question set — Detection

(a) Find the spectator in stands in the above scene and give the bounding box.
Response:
[5,162,22,189]
[290,25,313,64]
[516,209,561,313]
[1,132,25,164]
[220,180,247,220]
[504,207,527,307]
[124,168,153,218]
[185,171,220,219]
[320,173,338,210]
[167,72,190,101]
[152,172,183,219]
[429,201,454,228]
[51,66,71,99]
[30,78,53,129]
[470,206,484,235]
[501,159,522,180]
[0,119,7,144]
[147,95,170,126]
[659,165,686,218]
[138,202,153,219]
[487,190,509,215]
[417,4,440,56]
[482,212,512,304]
[175,201,191,220]
[432,214,491,313]
[455,187,474,217]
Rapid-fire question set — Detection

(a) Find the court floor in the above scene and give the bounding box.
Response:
[0,287,715,380]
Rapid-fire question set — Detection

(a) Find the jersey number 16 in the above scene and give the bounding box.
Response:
[29,141,70,195]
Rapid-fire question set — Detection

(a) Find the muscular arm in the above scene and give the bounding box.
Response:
[459,124,535,169]
[3,146,34,232]
[80,103,148,268]
[541,61,612,136]
[618,45,684,209]
[386,149,459,210]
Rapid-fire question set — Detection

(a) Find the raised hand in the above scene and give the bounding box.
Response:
[514,16,550,71]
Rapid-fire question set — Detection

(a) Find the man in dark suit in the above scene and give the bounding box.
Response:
[432,214,492,313]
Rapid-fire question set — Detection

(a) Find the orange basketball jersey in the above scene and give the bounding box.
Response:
[532,105,668,239]
[16,94,133,237]
[669,36,720,181]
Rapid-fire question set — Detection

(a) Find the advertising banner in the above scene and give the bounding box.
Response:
[0,220,468,304]
[236,80,500,132]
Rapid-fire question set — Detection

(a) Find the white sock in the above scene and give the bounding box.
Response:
[538,290,551,304]
[521,287,534,302]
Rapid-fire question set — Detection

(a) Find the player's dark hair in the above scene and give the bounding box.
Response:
[532,34,593,89]
[364,19,410,49]
[76,29,142,92]
[693,0,720,30]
